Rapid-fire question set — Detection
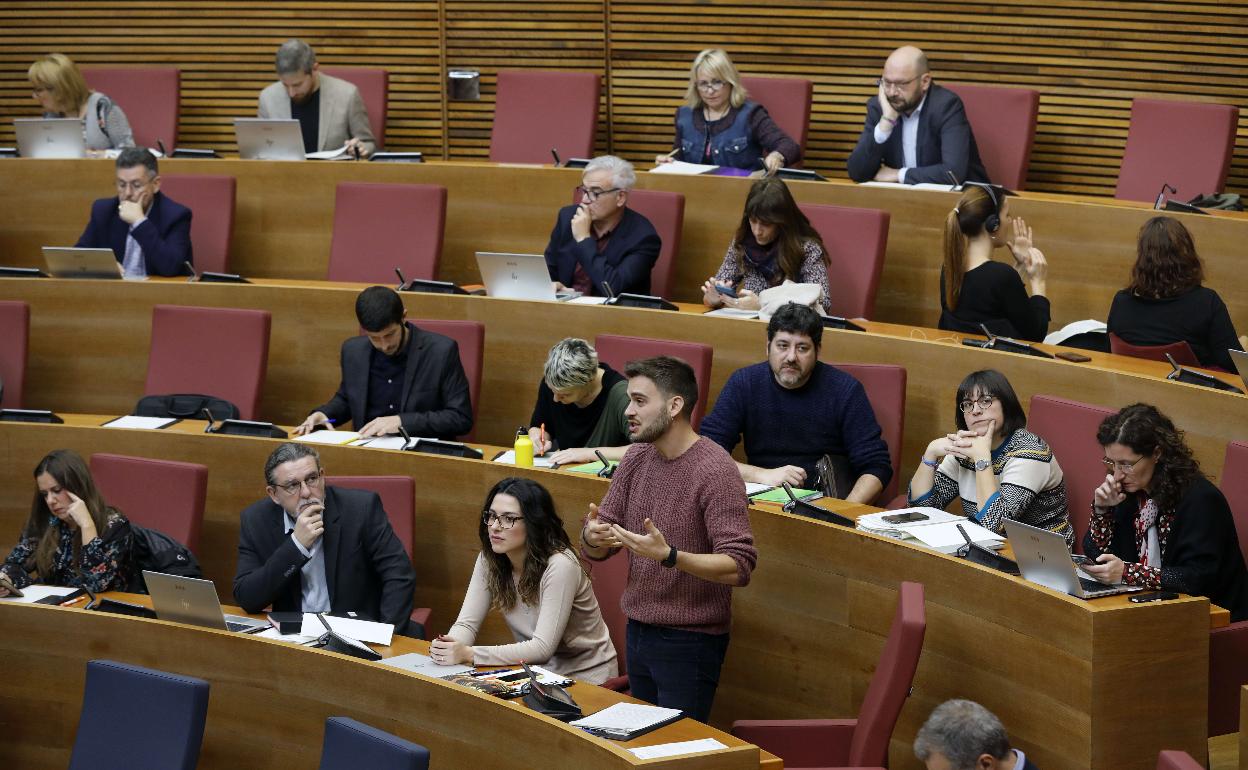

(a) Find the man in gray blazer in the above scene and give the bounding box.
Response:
[257,39,377,157]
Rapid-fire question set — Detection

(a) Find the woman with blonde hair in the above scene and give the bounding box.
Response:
[655,48,799,174]
[28,53,134,152]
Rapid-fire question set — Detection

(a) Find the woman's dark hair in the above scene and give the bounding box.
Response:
[478,477,575,611]
[1096,403,1203,515]
[730,176,827,285]
[27,449,116,580]
[942,185,1000,311]
[1127,216,1205,300]
[953,369,1027,436]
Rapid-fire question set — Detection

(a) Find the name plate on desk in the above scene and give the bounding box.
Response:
[405,438,484,459]
[210,419,287,438]
[401,278,468,295]
[606,293,678,311]
[0,409,63,423]
[194,271,249,284]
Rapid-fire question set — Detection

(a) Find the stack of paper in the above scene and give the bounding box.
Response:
[299,614,394,646]
[570,702,684,740]
[293,430,364,446]
[102,415,177,430]
[493,449,556,468]
[649,160,718,175]
[857,508,1004,554]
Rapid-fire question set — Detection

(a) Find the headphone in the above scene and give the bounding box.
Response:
[955,182,1002,235]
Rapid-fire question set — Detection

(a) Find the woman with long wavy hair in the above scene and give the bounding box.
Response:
[430,477,617,683]
[1082,403,1247,620]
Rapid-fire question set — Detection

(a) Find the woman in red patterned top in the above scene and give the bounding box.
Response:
[1082,403,1247,620]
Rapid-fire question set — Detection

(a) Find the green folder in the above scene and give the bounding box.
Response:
[749,487,821,504]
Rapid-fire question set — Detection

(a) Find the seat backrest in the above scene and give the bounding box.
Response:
[1027,395,1118,553]
[798,203,890,319]
[82,67,180,150]
[69,659,209,770]
[319,67,388,150]
[144,304,271,420]
[325,476,415,557]
[1156,750,1205,770]
[90,453,208,553]
[587,549,630,678]
[489,70,600,164]
[159,175,236,274]
[1115,98,1239,202]
[0,300,29,408]
[1108,332,1200,367]
[318,716,430,770]
[944,83,1039,190]
[573,186,684,300]
[848,581,926,767]
[1222,441,1248,565]
[739,76,813,156]
[413,319,484,441]
[832,363,906,504]
[593,334,713,430]
[328,183,447,284]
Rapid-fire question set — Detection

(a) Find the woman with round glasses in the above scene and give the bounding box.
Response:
[907,370,1072,543]
[430,477,617,683]
[1081,403,1247,619]
[28,53,134,153]
[654,48,800,174]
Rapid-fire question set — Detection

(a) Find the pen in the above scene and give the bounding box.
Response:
[659,148,679,159]
[60,595,87,607]
[539,423,546,455]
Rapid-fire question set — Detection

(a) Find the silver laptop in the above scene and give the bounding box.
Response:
[43,247,123,279]
[234,118,306,161]
[14,118,86,159]
[1230,349,1248,390]
[475,252,580,301]
[143,570,269,633]
[1003,520,1142,599]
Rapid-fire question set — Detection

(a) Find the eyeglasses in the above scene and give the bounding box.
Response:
[696,79,726,92]
[482,511,523,530]
[877,75,921,92]
[31,86,53,96]
[576,185,621,201]
[1102,456,1146,474]
[273,470,324,495]
[958,396,996,413]
[115,179,153,193]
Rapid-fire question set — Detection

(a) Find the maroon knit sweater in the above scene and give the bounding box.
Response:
[593,438,757,635]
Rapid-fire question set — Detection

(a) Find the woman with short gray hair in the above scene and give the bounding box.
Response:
[527,338,631,467]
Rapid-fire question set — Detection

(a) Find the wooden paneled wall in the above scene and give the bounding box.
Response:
[0,1,1244,195]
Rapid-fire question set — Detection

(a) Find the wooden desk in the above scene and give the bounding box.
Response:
[0,417,1212,769]
[0,158,1243,334]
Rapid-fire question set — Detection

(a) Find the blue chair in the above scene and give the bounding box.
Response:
[319,716,431,770]
[68,660,209,770]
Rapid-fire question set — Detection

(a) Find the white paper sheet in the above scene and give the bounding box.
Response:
[292,430,363,446]
[305,147,350,160]
[493,450,556,468]
[744,482,772,496]
[649,160,717,175]
[566,296,610,305]
[351,436,415,450]
[703,307,760,319]
[254,627,321,645]
[629,739,728,759]
[570,702,683,731]
[299,614,394,646]
[102,415,177,430]
[0,584,82,604]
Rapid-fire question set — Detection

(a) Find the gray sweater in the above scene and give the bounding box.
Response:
[45,91,134,151]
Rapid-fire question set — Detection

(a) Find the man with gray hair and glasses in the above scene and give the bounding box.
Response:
[914,699,1038,770]
[258,39,376,157]
[544,155,661,297]
[527,338,631,465]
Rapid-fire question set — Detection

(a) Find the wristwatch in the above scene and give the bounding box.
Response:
[973,458,991,472]
[661,546,678,568]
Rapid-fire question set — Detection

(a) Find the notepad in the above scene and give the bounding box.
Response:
[649,160,718,175]
[570,702,684,740]
[299,614,394,645]
[102,415,177,430]
[749,487,820,504]
[703,307,760,319]
[293,430,363,446]
[493,450,556,468]
[629,738,728,759]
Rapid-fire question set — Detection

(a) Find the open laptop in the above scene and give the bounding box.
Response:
[43,247,122,279]
[1230,349,1248,390]
[143,570,269,633]
[14,118,86,159]
[475,252,580,301]
[234,118,307,161]
[1004,520,1142,599]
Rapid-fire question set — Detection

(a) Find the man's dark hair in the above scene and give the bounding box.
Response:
[355,286,406,332]
[624,356,698,419]
[264,442,320,486]
[766,302,823,350]
[116,146,158,177]
[953,369,1027,436]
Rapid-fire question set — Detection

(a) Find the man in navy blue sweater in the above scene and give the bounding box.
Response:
[699,303,893,503]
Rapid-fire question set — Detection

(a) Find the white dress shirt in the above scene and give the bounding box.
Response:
[872,91,929,183]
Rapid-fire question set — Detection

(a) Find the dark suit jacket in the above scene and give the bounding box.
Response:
[846,84,990,185]
[315,322,473,438]
[75,192,192,276]
[544,205,661,296]
[233,486,415,631]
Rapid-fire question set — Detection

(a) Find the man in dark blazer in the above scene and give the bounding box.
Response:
[846,46,990,186]
[75,146,192,277]
[544,155,661,297]
[233,443,416,633]
[292,286,473,439]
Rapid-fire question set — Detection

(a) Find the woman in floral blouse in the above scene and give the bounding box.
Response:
[0,449,132,595]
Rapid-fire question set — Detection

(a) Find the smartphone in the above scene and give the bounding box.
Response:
[1070,553,1092,565]
[714,284,739,299]
[1056,351,1092,363]
[882,511,929,525]
[1129,591,1180,603]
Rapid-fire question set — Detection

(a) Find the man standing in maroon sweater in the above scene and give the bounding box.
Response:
[582,356,757,723]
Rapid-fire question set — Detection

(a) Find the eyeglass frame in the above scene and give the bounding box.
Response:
[482,510,525,530]
[576,185,621,201]
[876,75,922,92]
[958,395,997,414]
[1102,455,1147,474]
[695,78,726,92]
[115,177,156,193]
[271,469,325,495]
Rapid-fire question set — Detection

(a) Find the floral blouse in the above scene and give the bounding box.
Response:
[713,236,833,313]
[1,510,133,592]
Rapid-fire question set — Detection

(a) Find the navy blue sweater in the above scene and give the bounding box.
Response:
[699,362,893,489]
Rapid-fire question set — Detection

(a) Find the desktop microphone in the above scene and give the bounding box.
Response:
[946,169,961,191]
[158,139,168,157]
[551,148,562,167]
[394,266,408,290]
[600,281,616,301]
[201,406,216,433]
[1153,182,1177,210]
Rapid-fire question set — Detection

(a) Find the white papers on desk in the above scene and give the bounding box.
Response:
[649,160,718,175]
[305,147,351,160]
[629,738,728,759]
[703,307,760,319]
[101,415,177,430]
[378,651,474,677]
[299,614,394,646]
[566,296,610,305]
[254,627,321,645]
[857,508,1004,554]
[0,584,81,604]
[860,181,958,192]
[744,482,772,496]
[292,430,363,446]
[570,702,683,734]
[493,450,556,468]
[352,436,415,450]
[1044,319,1107,346]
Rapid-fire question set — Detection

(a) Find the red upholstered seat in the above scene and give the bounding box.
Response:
[82,67,180,150]
[799,204,890,319]
[1208,441,1248,737]
[319,67,388,149]
[1115,98,1239,202]
[0,300,30,408]
[572,186,684,300]
[410,319,483,441]
[732,582,926,769]
[1156,749,1205,770]
[489,70,600,164]
[593,334,713,430]
[90,453,207,553]
[944,83,1039,191]
[740,76,813,158]
[1026,395,1117,553]
[833,363,905,505]
[587,549,630,692]
[1108,332,1200,367]
[144,305,271,420]
[328,183,447,284]
[159,175,236,275]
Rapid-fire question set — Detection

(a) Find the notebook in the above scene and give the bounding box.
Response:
[570,702,684,740]
[1003,520,1141,599]
[43,247,123,280]
[475,252,580,301]
[143,570,269,633]
[14,117,86,159]
[233,118,306,161]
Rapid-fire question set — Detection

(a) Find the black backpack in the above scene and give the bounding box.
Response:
[134,393,239,421]
[128,525,204,593]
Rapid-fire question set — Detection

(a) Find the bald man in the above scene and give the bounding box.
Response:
[847,46,990,186]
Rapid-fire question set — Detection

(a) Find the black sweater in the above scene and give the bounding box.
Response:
[939,261,1050,342]
[1106,286,1240,371]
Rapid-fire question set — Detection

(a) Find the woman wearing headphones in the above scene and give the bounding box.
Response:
[938,184,1050,342]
